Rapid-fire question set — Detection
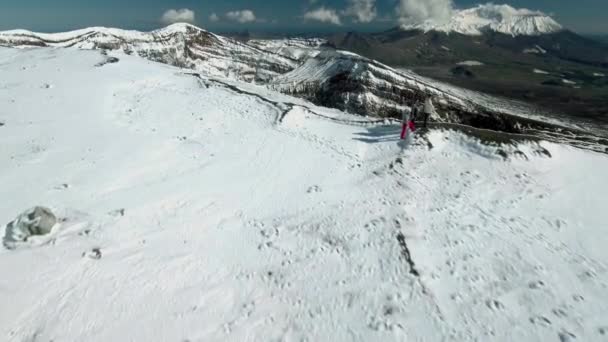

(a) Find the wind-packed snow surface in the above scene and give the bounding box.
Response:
[401,4,563,36]
[1,48,608,341]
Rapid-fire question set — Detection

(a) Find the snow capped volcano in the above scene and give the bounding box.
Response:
[401,4,563,36]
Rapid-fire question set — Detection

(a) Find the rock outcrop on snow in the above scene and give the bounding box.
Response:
[3,206,57,249]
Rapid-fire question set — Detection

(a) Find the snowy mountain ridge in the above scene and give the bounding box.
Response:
[0,23,212,48]
[0,23,297,82]
[2,22,605,150]
[0,23,511,123]
[0,23,196,42]
[400,4,563,36]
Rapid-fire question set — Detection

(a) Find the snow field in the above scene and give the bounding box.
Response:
[1,47,607,341]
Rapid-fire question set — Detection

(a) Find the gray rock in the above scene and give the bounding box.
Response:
[83,248,102,260]
[3,206,57,248]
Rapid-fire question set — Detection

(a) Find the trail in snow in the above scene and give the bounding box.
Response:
[0,48,607,342]
[186,72,388,127]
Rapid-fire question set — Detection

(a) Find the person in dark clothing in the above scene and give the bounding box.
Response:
[410,103,419,123]
[422,96,435,129]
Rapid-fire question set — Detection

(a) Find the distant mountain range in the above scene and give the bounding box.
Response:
[328,25,608,69]
[588,34,608,45]
[324,5,608,124]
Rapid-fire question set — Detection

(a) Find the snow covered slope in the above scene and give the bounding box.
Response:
[272,49,466,116]
[401,4,563,36]
[270,49,587,137]
[2,46,608,342]
[248,38,327,62]
[0,23,297,82]
[0,23,578,134]
[0,24,526,114]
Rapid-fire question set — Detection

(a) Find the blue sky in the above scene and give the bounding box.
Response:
[0,0,606,34]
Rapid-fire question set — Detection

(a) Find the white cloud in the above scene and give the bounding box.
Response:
[397,0,454,25]
[343,0,377,23]
[209,13,219,22]
[160,8,196,25]
[303,7,342,25]
[474,4,545,18]
[226,10,257,23]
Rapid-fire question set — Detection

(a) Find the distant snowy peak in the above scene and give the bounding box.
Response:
[401,4,563,36]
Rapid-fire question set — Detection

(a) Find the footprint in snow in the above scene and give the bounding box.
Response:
[578,269,597,281]
[529,315,552,327]
[486,299,504,311]
[108,208,125,217]
[307,185,322,193]
[552,308,568,318]
[82,248,102,260]
[54,183,70,190]
[529,280,546,289]
[558,331,577,342]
